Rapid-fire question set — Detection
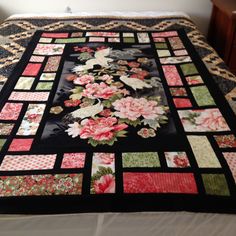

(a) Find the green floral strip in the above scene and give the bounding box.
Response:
[191,86,216,106]
[122,152,160,168]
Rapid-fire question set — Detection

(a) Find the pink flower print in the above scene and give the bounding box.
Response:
[95,153,115,164]
[194,108,229,131]
[73,74,95,85]
[78,117,128,141]
[112,97,165,121]
[82,82,118,99]
[94,174,115,193]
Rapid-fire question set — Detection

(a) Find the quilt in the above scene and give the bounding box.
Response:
[0,26,236,213]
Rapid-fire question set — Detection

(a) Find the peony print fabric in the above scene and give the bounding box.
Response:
[0,29,235,214]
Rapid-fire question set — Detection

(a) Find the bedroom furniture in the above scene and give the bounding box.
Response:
[208,0,236,75]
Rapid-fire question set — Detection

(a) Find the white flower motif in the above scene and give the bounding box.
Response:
[65,122,81,138]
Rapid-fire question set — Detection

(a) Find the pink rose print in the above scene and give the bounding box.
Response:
[61,153,86,169]
[73,74,95,85]
[94,174,115,193]
[112,97,165,121]
[78,117,128,141]
[82,82,118,99]
[194,109,229,131]
[95,153,115,164]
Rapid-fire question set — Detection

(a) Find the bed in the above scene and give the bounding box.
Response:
[0,11,236,235]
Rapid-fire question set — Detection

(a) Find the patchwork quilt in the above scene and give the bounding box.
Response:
[0,16,235,214]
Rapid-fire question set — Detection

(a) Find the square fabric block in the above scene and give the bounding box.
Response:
[178,108,230,132]
[153,37,165,42]
[8,139,33,152]
[188,136,221,168]
[71,32,83,37]
[0,123,14,135]
[174,49,188,56]
[108,38,120,43]
[152,31,178,37]
[36,82,53,90]
[180,63,198,76]
[61,153,86,169]
[170,87,187,96]
[190,86,215,106]
[168,37,184,50]
[29,56,45,62]
[157,50,171,57]
[123,172,198,194]
[9,92,49,101]
[186,75,204,85]
[122,152,160,168]
[0,174,82,196]
[0,154,57,171]
[89,37,105,42]
[123,33,134,37]
[42,32,69,38]
[44,56,61,72]
[202,174,230,196]
[164,152,190,168]
[56,38,87,43]
[155,43,168,49]
[40,73,56,81]
[39,38,52,43]
[123,38,135,43]
[16,104,45,136]
[214,134,236,148]
[162,65,183,86]
[223,152,236,183]
[0,139,6,151]
[22,63,42,76]
[14,77,35,90]
[0,103,23,120]
[173,98,192,108]
[91,153,115,194]
[33,43,65,55]
[137,33,150,43]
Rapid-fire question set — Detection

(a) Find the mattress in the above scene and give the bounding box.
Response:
[0,11,236,235]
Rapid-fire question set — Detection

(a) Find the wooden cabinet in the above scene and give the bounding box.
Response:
[208,0,236,75]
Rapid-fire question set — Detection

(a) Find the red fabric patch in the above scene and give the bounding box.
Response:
[123,172,198,194]
[8,139,33,151]
[22,63,42,76]
[0,103,23,120]
[162,65,183,86]
[42,33,69,38]
[173,98,192,108]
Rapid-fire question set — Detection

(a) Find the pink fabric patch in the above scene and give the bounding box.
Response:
[8,139,33,151]
[0,154,56,171]
[30,55,45,62]
[223,152,236,183]
[61,153,86,168]
[162,65,183,86]
[123,172,198,194]
[22,63,42,76]
[42,33,69,38]
[0,103,23,120]
[173,98,192,108]
[152,31,178,37]
[9,92,49,101]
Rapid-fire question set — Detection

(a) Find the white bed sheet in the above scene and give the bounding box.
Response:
[7,11,190,19]
[1,11,236,236]
[0,212,236,236]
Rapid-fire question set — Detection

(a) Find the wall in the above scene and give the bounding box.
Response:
[0,0,212,35]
